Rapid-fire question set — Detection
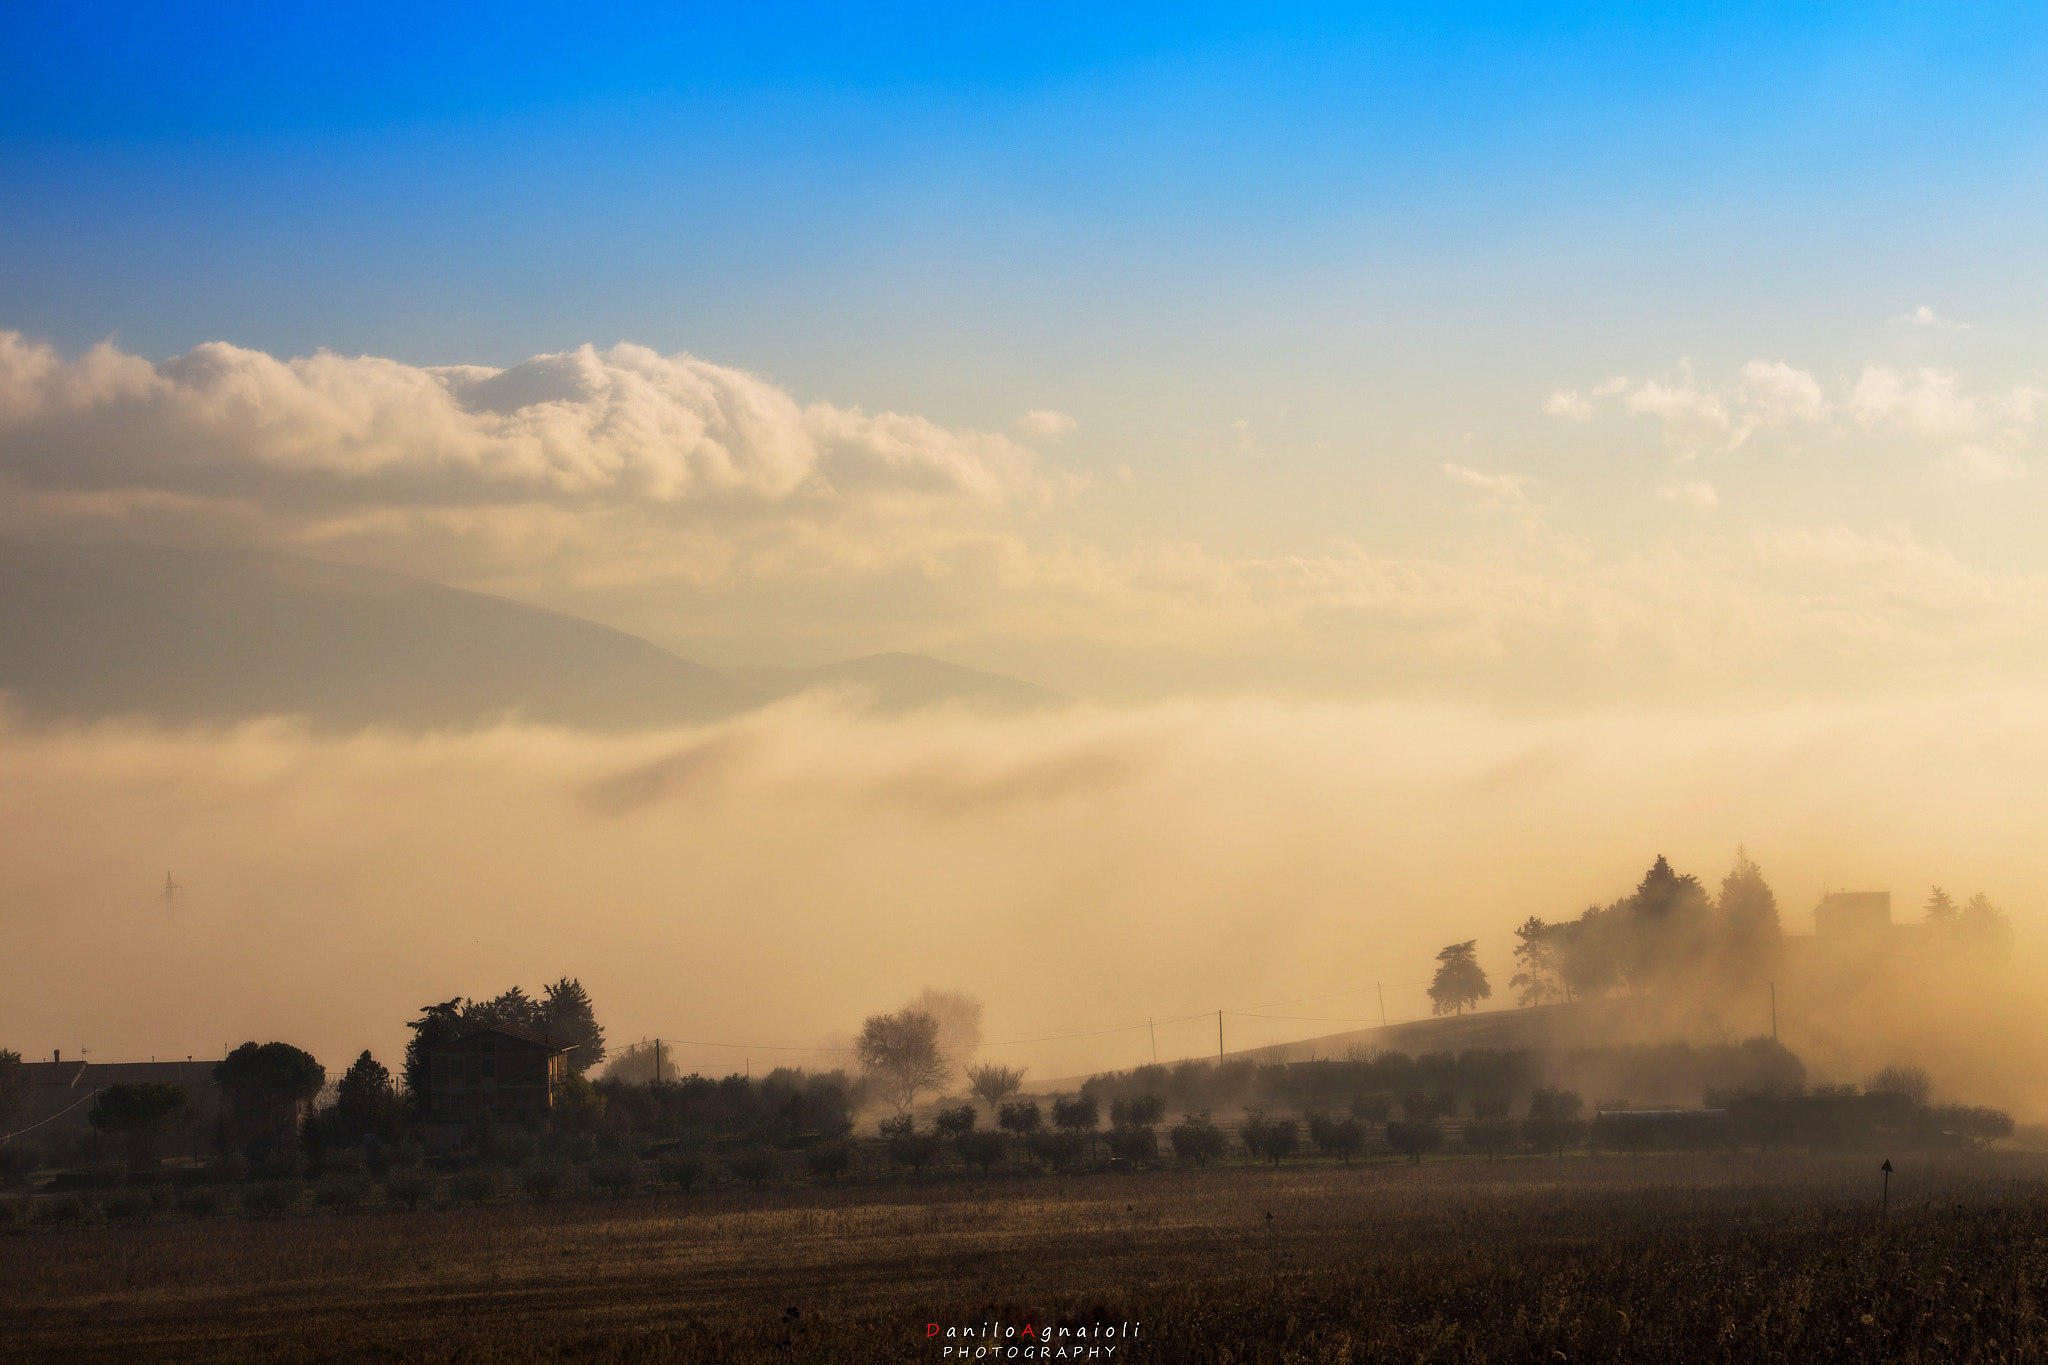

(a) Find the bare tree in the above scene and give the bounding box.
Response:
[966,1062,1026,1118]
[854,1009,948,1110]
[909,989,984,1085]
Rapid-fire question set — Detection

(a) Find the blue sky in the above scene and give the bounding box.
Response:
[3,5,2047,694]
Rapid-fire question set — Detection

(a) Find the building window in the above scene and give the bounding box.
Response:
[481,1060,495,1079]
[481,1039,496,1053]
[451,1092,465,1108]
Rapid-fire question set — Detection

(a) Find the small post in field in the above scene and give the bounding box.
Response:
[1881,1158,1893,1218]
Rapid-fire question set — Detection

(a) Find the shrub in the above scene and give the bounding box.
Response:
[588,1155,641,1198]
[37,1194,87,1227]
[805,1143,851,1183]
[878,1114,941,1173]
[384,1141,425,1170]
[1169,1113,1228,1167]
[451,1166,504,1206]
[242,1183,298,1216]
[956,1130,1006,1172]
[518,1164,566,1200]
[1385,1119,1444,1164]
[728,1148,778,1188]
[1309,1113,1366,1163]
[660,1154,708,1193]
[1104,1125,1158,1162]
[313,1174,367,1214]
[176,1188,223,1219]
[0,1198,20,1228]
[205,1152,249,1184]
[0,1145,39,1186]
[383,1168,431,1211]
[319,1146,365,1177]
[1463,1118,1517,1160]
[1241,1109,1299,1165]
[1025,1130,1083,1171]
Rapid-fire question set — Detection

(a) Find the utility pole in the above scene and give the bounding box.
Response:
[1377,980,1387,1029]
[1770,982,1778,1041]
[653,1037,661,1084]
[1217,1010,1224,1065]
[1149,1017,1157,1066]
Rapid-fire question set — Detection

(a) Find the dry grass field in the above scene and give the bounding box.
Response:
[6,1151,2048,1363]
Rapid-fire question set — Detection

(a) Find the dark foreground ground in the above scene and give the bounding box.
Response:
[5,1151,2047,1363]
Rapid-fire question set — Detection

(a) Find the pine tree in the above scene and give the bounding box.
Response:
[541,977,607,1074]
[402,999,465,1104]
[335,1050,396,1139]
[1427,940,1492,1016]
[1716,847,1782,990]
[1923,886,1959,924]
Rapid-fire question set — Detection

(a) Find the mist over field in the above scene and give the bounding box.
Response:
[4,689,2043,1111]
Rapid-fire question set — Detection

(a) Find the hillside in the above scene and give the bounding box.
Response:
[0,540,1061,731]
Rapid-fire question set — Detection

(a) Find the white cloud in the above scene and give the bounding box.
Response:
[1654,481,1719,510]
[1014,409,1077,438]
[1938,445,2028,483]
[1737,361,1828,426]
[1442,462,1537,508]
[1543,390,1593,421]
[1625,379,1731,454]
[1890,304,1970,330]
[0,333,1042,512]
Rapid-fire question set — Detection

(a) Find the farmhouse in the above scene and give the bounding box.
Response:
[10,1052,225,1153]
[429,1022,577,1126]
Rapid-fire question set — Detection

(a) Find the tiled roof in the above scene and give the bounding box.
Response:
[24,1060,221,1086]
[449,1022,578,1051]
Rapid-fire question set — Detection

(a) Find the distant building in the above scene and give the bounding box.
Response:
[11,1053,225,1155]
[429,1023,577,1127]
[1813,891,1892,940]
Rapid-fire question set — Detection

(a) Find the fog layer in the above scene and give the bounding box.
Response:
[2,692,2042,1111]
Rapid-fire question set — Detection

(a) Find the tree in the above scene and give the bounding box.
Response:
[334,1051,398,1141]
[1868,1064,1933,1107]
[1523,1087,1586,1155]
[1051,1094,1101,1158]
[215,1043,324,1154]
[88,1083,190,1168]
[879,1114,941,1174]
[1384,1118,1442,1164]
[855,1009,948,1110]
[402,999,466,1108]
[1308,1111,1365,1163]
[966,1063,1026,1118]
[1959,893,2016,960]
[540,978,607,1074]
[1427,940,1491,1016]
[1111,1094,1166,1128]
[0,1049,31,1134]
[1508,916,1566,1007]
[933,1104,978,1142]
[998,1100,1042,1136]
[1240,1108,1299,1165]
[467,986,545,1032]
[1923,887,1959,924]
[956,1130,1006,1172]
[1716,848,1782,990]
[1350,1093,1392,1137]
[908,988,984,1086]
[1169,1112,1227,1167]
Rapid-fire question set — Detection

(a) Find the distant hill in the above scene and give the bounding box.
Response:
[726,653,1067,714]
[0,540,1063,731]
